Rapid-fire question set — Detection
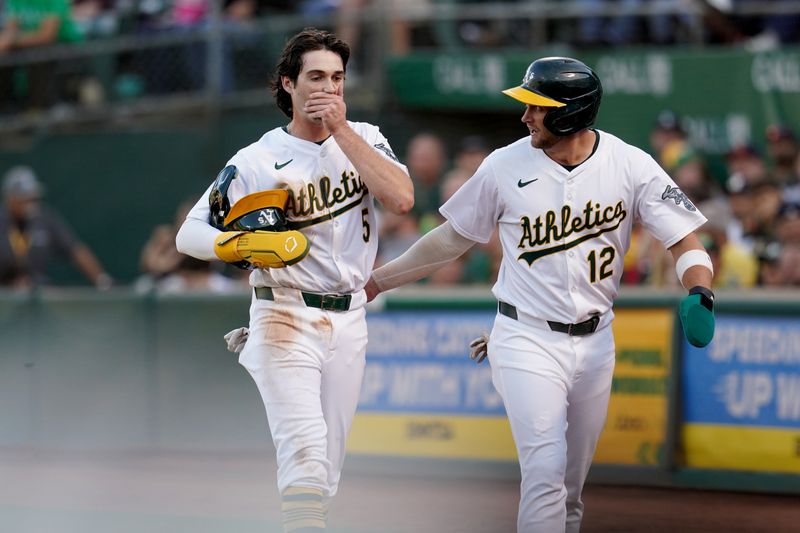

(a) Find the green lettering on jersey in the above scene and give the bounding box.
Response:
[517,200,627,265]
[285,170,369,229]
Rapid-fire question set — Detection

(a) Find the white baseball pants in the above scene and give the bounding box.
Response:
[488,312,616,533]
[238,289,367,499]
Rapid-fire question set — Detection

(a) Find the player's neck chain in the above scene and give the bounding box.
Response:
[516,200,627,265]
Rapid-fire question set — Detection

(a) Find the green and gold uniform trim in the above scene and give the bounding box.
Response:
[281,486,326,532]
[285,170,369,230]
[288,192,367,230]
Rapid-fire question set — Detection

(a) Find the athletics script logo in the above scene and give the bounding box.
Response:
[517,201,628,265]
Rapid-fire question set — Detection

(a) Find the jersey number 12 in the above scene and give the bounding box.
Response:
[587,246,615,283]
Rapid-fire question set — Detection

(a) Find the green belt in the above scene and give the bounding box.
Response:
[254,287,352,312]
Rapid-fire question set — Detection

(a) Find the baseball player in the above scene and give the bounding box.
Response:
[364,57,715,532]
[176,28,413,532]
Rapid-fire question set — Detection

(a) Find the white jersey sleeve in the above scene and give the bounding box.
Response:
[438,157,502,243]
[369,126,407,170]
[634,154,707,248]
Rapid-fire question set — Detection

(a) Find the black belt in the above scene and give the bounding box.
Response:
[254,287,352,312]
[498,301,600,336]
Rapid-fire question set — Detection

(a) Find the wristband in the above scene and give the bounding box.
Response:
[675,249,713,288]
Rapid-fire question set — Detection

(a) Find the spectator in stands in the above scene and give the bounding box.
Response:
[72,0,118,39]
[724,169,782,256]
[450,135,490,177]
[765,124,799,186]
[406,132,449,232]
[786,152,800,204]
[779,244,800,285]
[134,0,264,94]
[649,110,687,166]
[725,143,769,187]
[137,199,194,287]
[0,0,84,111]
[750,178,782,241]
[662,143,714,204]
[0,166,111,289]
[575,0,682,46]
[724,172,755,247]
[375,209,422,267]
[756,240,784,286]
[333,0,430,63]
[757,241,800,286]
[438,136,489,207]
[776,199,800,245]
[438,135,499,285]
[631,199,759,289]
[156,255,241,293]
[136,199,241,293]
[696,203,759,289]
[759,0,800,44]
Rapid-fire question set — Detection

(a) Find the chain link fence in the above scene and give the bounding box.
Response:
[1,1,799,133]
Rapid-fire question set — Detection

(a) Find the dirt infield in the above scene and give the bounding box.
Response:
[0,448,797,532]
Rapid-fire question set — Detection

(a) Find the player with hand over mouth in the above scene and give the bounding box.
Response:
[177,28,412,532]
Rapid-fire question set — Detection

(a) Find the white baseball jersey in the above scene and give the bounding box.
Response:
[440,129,707,324]
[185,121,407,295]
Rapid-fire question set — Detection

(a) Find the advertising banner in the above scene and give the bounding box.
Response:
[682,315,800,473]
[348,310,514,459]
[349,308,674,464]
[594,309,673,465]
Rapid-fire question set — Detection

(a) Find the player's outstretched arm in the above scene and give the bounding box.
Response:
[366,221,477,302]
[668,233,715,347]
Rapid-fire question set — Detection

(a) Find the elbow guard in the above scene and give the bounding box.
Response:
[208,165,309,268]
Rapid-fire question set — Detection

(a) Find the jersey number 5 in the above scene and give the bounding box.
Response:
[587,246,615,283]
[361,208,370,243]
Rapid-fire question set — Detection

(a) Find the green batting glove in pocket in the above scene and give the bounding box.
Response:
[679,287,715,348]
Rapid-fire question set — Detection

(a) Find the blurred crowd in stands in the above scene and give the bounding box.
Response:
[3,114,799,291]
[1,1,800,290]
[630,112,800,288]
[372,117,800,290]
[2,1,800,113]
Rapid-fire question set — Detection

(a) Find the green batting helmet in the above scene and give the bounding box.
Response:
[503,57,602,136]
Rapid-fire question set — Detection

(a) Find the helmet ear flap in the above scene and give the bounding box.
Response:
[543,109,568,137]
[209,165,239,230]
[544,89,602,136]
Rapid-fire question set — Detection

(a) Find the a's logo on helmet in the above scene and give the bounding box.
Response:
[258,209,278,227]
[284,236,298,253]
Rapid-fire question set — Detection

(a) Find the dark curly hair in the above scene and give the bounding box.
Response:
[270,28,350,119]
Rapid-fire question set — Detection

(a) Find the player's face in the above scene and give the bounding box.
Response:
[522,105,560,150]
[283,49,345,123]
